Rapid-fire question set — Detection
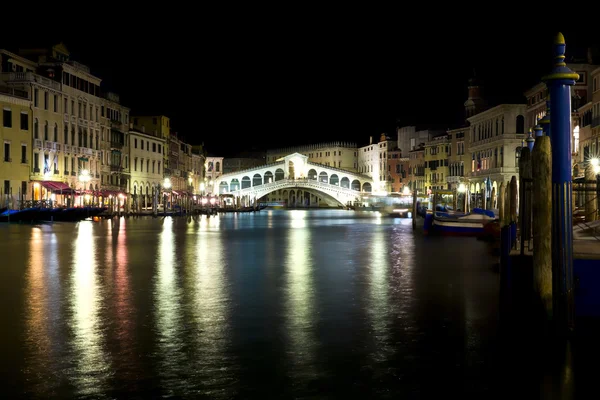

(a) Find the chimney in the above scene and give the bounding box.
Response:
[369,136,373,145]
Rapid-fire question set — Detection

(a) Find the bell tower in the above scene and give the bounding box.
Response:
[464,70,486,121]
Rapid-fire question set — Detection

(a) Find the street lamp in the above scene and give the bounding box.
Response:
[78,169,90,207]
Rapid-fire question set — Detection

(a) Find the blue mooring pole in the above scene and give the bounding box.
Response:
[542,32,579,334]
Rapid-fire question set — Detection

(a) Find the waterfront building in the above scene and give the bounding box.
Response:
[467,104,526,209]
[358,133,397,193]
[267,142,358,172]
[386,147,409,193]
[408,144,425,192]
[129,127,166,211]
[424,133,450,191]
[204,156,224,194]
[524,62,596,176]
[190,149,205,195]
[132,115,170,175]
[587,67,600,161]
[446,127,468,191]
[397,125,437,155]
[0,43,132,209]
[0,85,31,207]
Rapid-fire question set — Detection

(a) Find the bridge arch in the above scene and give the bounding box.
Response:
[253,173,262,186]
[362,182,372,192]
[219,181,228,194]
[319,171,328,183]
[330,174,339,185]
[275,168,284,181]
[264,171,273,184]
[341,177,350,188]
[230,178,240,191]
[242,176,251,189]
[308,169,317,180]
[351,179,360,191]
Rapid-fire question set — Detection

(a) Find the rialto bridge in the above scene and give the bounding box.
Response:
[213,153,374,207]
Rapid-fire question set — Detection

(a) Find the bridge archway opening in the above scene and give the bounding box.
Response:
[253,173,262,186]
[275,168,284,181]
[319,171,328,183]
[264,171,273,184]
[230,178,240,191]
[330,174,339,186]
[341,177,350,188]
[219,182,229,194]
[351,179,360,191]
[242,176,251,189]
[362,182,372,192]
[308,169,317,180]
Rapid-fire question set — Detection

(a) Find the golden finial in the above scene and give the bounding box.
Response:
[555,32,566,45]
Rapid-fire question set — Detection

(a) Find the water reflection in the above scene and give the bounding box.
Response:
[191,216,232,395]
[24,227,61,394]
[367,226,391,362]
[285,211,317,380]
[70,222,110,397]
[155,218,185,394]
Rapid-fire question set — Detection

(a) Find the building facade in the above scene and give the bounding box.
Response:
[204,156,224,194]
[446,127,468,191]
[467,104,526,209]
[408,145,425,192]
[0,86,31,207]
[267,142,358,172]
[424,134,450,191]
[386,148,408,193]
[129,128,166,210]
[358,134,397,193]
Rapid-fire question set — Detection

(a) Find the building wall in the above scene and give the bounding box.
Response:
[0,92,31,204]
[386,149,408,193]
[267,142,358,172]
[424,134,449,191]
[408,147,425,191]
[467,104,526,207]
[223,157,265,174]
[446,127,468,189]
[129,130,165,205]
[205,156,224,193]
[358,134,396,192]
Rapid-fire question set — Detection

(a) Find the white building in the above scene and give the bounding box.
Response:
[205,156,223,194]
[129,128,166,210]
[467,104,526,208]
[358,133,397,193]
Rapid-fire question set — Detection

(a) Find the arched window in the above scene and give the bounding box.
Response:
[78,127,82,146]
[71,126,75,146]
[44,121,48,141]
[516,115,525,134]
[34,118,39,139]
[53,123,58,142]
[64,125,68,144]
[216,161,220,172]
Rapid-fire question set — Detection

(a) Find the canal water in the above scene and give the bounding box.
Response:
[0,210,581,398]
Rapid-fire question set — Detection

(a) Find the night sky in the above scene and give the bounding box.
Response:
[3,13,599,157]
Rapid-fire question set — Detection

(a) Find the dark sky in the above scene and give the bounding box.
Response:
[3,12,599,157]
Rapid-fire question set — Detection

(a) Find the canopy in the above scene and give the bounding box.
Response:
[37,181,76,195]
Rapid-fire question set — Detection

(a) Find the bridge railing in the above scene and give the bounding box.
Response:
[217,161,286,180]
[305,161,372,180]
[226,178,368,196]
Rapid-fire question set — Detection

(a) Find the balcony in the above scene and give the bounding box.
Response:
[34,139,43,149]
[81,147,93,156]
[0,85,29,99]
[110,165,123,173]
[110,141,124,150]
[0,72,61,91]
[63,144,71,153]
[63,114,69,122]
[469,167,519,178]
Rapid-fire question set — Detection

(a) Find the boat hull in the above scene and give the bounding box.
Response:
[424,211,494,236]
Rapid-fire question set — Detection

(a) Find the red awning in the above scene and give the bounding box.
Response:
[36,181,76,194]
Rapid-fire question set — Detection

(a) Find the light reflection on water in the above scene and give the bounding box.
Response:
[3,210,566,398]
[285,210,317,381]
[70,221,110,397]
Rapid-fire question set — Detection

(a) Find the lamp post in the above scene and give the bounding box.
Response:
[458,183,467,212]
[78,169,90,207]
[163,177,172,215]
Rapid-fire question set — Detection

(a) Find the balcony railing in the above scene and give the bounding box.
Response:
[63,144,71,153]
[110,141,124,149]
[110,165,123,172]
[0,85,29,99]
[469,167,519,177]
[0,72,61,91]
[34,139,43,149]
[81,147,93,156]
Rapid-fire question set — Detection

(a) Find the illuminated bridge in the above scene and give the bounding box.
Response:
[214,153,374,207]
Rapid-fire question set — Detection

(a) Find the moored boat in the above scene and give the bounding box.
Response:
[424,208,496,236]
